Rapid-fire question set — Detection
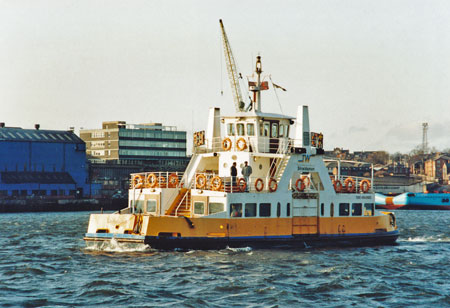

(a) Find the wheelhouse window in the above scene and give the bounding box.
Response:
[339,203,350,216]
[194,201,205,215]
[209,202,224,214]
[352,203,362,216]
[263,122,270,136]
[259,203,271,217]
[271,123,278,138]
[230,203,242,217]
[279,124,285,137]
[227,123,235,136]
[237,123,245,136]
[147,200,157,213]
[244,203,256,217]
[247,123,255,136]
[363,203,374,216]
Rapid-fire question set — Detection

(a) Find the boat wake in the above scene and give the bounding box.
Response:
[223,246,253,254]
[84,238,152,253]
[401,236,450,243]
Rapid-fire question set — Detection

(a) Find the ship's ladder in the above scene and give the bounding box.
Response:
[272,155,291,183]
[164,188,192,217]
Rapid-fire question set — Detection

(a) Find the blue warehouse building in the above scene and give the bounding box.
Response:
[0,124,99,198]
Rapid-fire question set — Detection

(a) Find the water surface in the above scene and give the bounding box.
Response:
[0,211,448,307]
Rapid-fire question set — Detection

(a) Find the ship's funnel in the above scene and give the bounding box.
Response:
[302,106,310,147]
[294,106,302,147]
[206,107,221,150]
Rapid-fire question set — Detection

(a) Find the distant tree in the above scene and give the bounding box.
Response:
[367,151,389,165]
[410,145,424,156]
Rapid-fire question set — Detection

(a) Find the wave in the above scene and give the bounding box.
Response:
[84,238,152,253]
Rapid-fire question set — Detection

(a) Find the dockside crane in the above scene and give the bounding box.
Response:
[219,19,248,112]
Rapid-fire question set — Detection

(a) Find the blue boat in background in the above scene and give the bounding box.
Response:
[376,192,450,210]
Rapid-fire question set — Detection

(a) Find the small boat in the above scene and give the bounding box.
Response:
[376,192,450,210]
[84,21,399,250]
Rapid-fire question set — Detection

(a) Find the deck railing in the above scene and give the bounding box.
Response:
[129,171,185,189]
[193,136,299,155]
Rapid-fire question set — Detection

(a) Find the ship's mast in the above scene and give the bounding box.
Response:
[255,56,262,112]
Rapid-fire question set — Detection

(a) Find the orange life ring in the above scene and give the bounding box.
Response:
[333,180,342,193]
[168,173,179,188]
[301,176,310,189]
[255,178,264,192]
[295,178,305,191]
[236,138,247,151]
[210,176,222,191]
[237,178,247,192]
[360,179,371,193]
[133,175,144,189]
[196,174,207,189]
[344,177,355,193]
[269,178,278,192]
[146,173,157,188]
[222,138,232,151]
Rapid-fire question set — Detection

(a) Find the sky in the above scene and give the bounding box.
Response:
[1,0,450,154]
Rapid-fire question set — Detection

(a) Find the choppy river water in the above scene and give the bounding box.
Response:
[0,210,449,307]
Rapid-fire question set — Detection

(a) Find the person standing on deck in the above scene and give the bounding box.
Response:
[241,161,252,192]
[230,162,237,191]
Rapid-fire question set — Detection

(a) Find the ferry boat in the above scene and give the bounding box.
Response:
[376,192,450,210]
[84,21,399,250]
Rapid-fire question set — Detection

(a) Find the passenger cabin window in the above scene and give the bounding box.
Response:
[227,123,235,136]
[247,123,255,136]
[330,203,334,217]
[271,123,278,138]
[320,203,324,216]
[245,203,257,217]
[339,203,350,216]
[147,200,157,213]
[363,203,374,216]
[237,123,245,136]
[277,202,281,217]
[194,201,205,215]
[352,203,362,216]
[230,203,242,217]
[259,203,271,217]
[209,202,224,214]
[287,203,291,217]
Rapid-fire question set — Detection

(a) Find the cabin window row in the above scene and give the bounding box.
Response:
[230,202,290,218]
[337,203,374,216]
[226,122,290,138]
